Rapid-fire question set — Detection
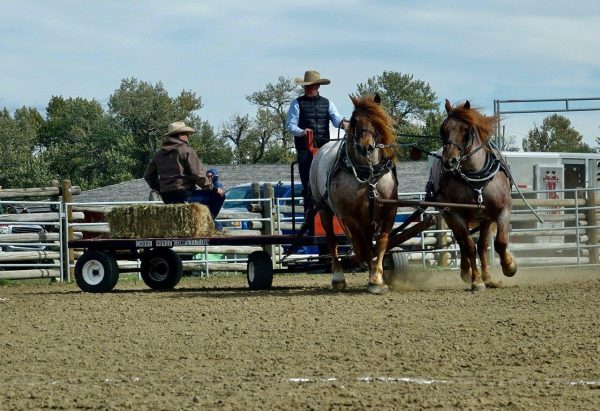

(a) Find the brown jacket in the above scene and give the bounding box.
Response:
[144,137,210,193]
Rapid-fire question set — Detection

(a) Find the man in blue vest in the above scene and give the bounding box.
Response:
[285,70,349,235]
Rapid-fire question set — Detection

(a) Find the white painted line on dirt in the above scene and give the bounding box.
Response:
[358,376,450,384]
[288,377,338,383]
[568,380,599,386]
[288,376,448,384]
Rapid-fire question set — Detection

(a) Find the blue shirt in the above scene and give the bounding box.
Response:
[285,96,346,137]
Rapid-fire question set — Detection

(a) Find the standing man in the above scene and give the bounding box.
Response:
[285,70,349,233]
[144,121,225,228]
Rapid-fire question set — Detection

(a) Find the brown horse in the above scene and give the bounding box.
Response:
[309,94,398,294]
[427,99,517,291]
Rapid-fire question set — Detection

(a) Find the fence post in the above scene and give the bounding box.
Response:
[436,214,449,266]
[61,179,75,282]
[262,183,275,260]
[587,189,598,264]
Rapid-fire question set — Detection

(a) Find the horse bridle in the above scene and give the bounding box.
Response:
[350,127,381,157]
[441,121,487,164]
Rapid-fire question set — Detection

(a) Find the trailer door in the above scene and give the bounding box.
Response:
[563,158,586,199]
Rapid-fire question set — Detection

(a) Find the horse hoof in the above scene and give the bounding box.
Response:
[484,279,503,288]
[367,283,388,294]
[503,261,518,277]
[332,280,347,291]
[460,271,471,284]
[471,282,486,292]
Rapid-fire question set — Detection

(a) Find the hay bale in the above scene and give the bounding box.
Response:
[107,203,216,238]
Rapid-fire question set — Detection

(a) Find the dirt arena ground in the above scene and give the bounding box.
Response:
[1,265,599,410]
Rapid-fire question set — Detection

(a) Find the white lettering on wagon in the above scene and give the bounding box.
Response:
[173,239,208,246]
[156,240,173,247]
[135,240,153,247]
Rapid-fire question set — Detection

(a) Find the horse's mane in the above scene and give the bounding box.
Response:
[448,102,498,142]
[351,95,396,158]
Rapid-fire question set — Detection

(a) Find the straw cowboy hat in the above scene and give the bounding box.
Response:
[164,121,195,137]
[294,70,331,86]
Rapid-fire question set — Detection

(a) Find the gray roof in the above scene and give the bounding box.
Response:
[75,162,430,203]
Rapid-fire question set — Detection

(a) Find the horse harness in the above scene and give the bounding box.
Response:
[427,143,509,213]
[323,139,396,228]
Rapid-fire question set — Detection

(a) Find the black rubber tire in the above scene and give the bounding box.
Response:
[140,248,183,290]
[383,251,409,285]
[75,250,119,293]
[247,250,273,290]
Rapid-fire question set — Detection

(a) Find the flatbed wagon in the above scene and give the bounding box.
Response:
[69,234,353,293]
[69,198,481,293]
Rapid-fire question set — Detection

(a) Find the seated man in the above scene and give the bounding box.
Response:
[144,121,224,230]
[189,167,226,229]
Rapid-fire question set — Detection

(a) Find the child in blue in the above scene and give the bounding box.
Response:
[189,167,226,230]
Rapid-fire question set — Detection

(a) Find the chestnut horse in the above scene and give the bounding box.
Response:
[309,94,398,294]
[427,99,517,291]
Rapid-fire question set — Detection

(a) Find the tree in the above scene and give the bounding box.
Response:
[38,96,135,190]
[495,129,520,152]
[356,71,440,160]
[246,77,299,162]
[0,107,52,188]
[221,114,257,164]
[522,114,593,152]
[188,120,233,165]
[108,78,203,176]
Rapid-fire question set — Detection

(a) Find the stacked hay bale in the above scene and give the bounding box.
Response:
[107,203,217,238]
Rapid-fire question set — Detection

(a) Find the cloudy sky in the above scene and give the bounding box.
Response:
[2,0,600,149]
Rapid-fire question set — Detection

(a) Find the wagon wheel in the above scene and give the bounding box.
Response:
[75,250,119,293]
[383,250,409,285]
[247,250,273,290]
[140,248,183,290]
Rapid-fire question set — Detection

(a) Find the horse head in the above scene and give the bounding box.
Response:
[440,99,497,172]
[348,93,396,165]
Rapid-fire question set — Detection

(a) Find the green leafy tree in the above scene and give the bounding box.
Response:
[38,96,135,189]
[522,114,593,152]
[246,77,299,162]
[356,71,440,160]
[222,114,255,164]
[188,120,233,165]
[108,78,204,175]
[0,107,52,188]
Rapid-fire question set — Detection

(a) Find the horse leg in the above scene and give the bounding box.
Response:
[495,209,517,277]
[455,237,471,284]
[478,223,502,288]
[367,231,389,294]
[446,216,484,291]
[319,210,346,290]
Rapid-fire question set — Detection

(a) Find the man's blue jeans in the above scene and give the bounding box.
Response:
[188,190,225,219]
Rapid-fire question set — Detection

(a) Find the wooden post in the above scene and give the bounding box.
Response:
[436,214,449,267]
[587,189,598,264]
[262,183,275,262]
[61,180,75,281]
[50,179,62,283]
